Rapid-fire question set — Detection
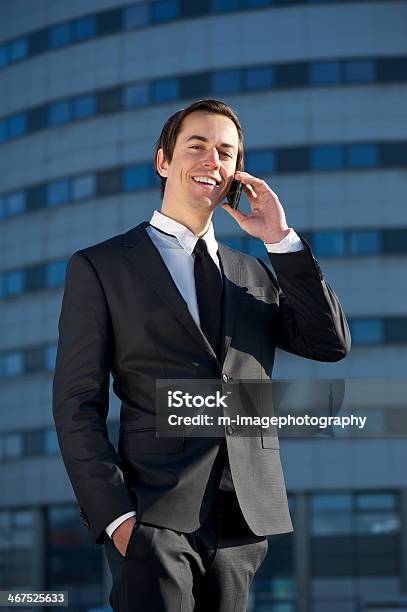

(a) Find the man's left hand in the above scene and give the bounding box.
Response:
[221,171,291,244]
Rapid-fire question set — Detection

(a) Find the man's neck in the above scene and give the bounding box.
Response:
[159,207,212,237]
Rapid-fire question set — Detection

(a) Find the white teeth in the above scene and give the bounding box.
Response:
[193,177,217,186]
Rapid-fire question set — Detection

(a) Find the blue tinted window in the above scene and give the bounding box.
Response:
[310,61,341,85]
[211,0,240,12]
[45,345,57,371]
[124,4,150,29]
[6,271,24,295]
[124,83,149,108]
[245,66,273,90]
[344,60,375,83]
[72,94,96,119]
[246,150,275,174]
[311,146,344,170]
[9,38,28,62]
[313,231,346,256]
[4,352,24,377]
[243,0,270,6]
[8,113,27,138]
[6,192,26,216]
[351,319,384,344]
[49,23,72,48]
[48,100,71,126]
[152,0,179,22]
[212,69,241,94]
[47,180,69,207]
[45,429,59,454]
[47,260,67,287]
[350,231,381,255]
[123,165,151,191]
[0,45,8,68]
[0,120,6,143]
[348,144,378,168]
[72,16,96,41]
[153,79,179,102]
[72,175,95,200]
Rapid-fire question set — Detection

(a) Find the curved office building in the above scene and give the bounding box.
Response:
[0,1,406,610]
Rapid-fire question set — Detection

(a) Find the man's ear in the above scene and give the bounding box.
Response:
[156,148,169,178]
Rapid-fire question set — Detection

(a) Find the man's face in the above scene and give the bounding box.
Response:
[157,111,239,213]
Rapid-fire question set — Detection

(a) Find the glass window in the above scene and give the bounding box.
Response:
[27,185,46,212]
[49,22,72,48]
[28,106,47,132]
[351,319,384,344]
[48,100,71,126]
[123,165,151,191]
[47,179,69,207]
[9,38,28,62]
[4,434,23,457]
[124,3,150,29]
[344,59,375,83]
[45,345,57,371]
[8,113,27,139]
[381,142,407,168]
[97,8,123,36]
[152,0,180,22]
[0,45,8,68]
[45,429,59,454]
[23,430,44,456]
[6,271,24,296]
[4,352,24,377]
[153,78,179,103]
[382,229,407,254]
[47,260,67,287]
[97,169,122,196]
[275,62,307,88]
[312,231,346,256]
[0,119,6,143]
[310,61,341,85]
[377,57,407,83]
[25,266,46,292]
[349,230,381,255]
[181,73,211,99]
[98,87,122,114]
[124,82,150,108]
[243,0,270,6]
[311,494,352,536]
[72,174,95,200]
[385,318,407,344]
[311,145,344,170]
[245,66,273,90]
[72,94,96,119]
[211,69,241,94]
[246,150,275,174]
[348,144,378,168]
[72,16,96,41]
[278,147,309,173]
[6,192,26,216]
[28,28,49,56]
[211,0,240,12]
[25,347,45,373]
[357,493,397,511]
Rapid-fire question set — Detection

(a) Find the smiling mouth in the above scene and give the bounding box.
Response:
[192,177,221,188]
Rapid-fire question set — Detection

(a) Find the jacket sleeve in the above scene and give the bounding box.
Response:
[259,236,351,362]
[52,251,135,545]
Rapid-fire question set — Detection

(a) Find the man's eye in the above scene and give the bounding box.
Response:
[190,145,202,150]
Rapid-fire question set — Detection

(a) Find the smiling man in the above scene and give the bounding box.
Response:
[53,99,351,612]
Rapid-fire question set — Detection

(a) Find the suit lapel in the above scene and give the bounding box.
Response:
[218,243,242,363]
[123,222,219,365]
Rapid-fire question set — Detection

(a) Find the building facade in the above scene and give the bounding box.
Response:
[0,1,406,610]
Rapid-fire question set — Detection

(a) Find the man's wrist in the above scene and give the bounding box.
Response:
[262,228,291,244]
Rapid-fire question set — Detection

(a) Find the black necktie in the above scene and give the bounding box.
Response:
[193,238,223,360]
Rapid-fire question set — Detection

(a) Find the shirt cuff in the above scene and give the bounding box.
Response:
[264,228,304,253]
[105,511,137,539]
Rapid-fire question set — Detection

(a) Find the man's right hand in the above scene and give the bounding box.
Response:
[111,516,137,557]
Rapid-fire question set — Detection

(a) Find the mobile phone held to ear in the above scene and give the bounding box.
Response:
[226,179,243,210]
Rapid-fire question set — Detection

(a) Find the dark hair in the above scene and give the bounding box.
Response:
[154,99,245,198]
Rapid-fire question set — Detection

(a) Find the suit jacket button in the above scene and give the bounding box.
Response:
[226,425,234,435]
[222,373,229,383]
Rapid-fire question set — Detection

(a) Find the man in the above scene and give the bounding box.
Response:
[52,99,351,611]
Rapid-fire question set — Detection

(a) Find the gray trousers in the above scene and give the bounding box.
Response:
[104,490,268,612]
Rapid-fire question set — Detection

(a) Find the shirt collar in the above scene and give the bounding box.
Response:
[149,210,219,258]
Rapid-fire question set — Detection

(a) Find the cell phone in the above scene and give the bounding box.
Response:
[226,179,243,210]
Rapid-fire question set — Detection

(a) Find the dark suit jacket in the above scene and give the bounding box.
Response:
[52,221,351,545]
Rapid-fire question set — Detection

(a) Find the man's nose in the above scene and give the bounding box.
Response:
[203,149,220,167]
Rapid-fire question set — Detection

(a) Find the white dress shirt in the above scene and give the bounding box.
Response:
[105,210,304,538]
